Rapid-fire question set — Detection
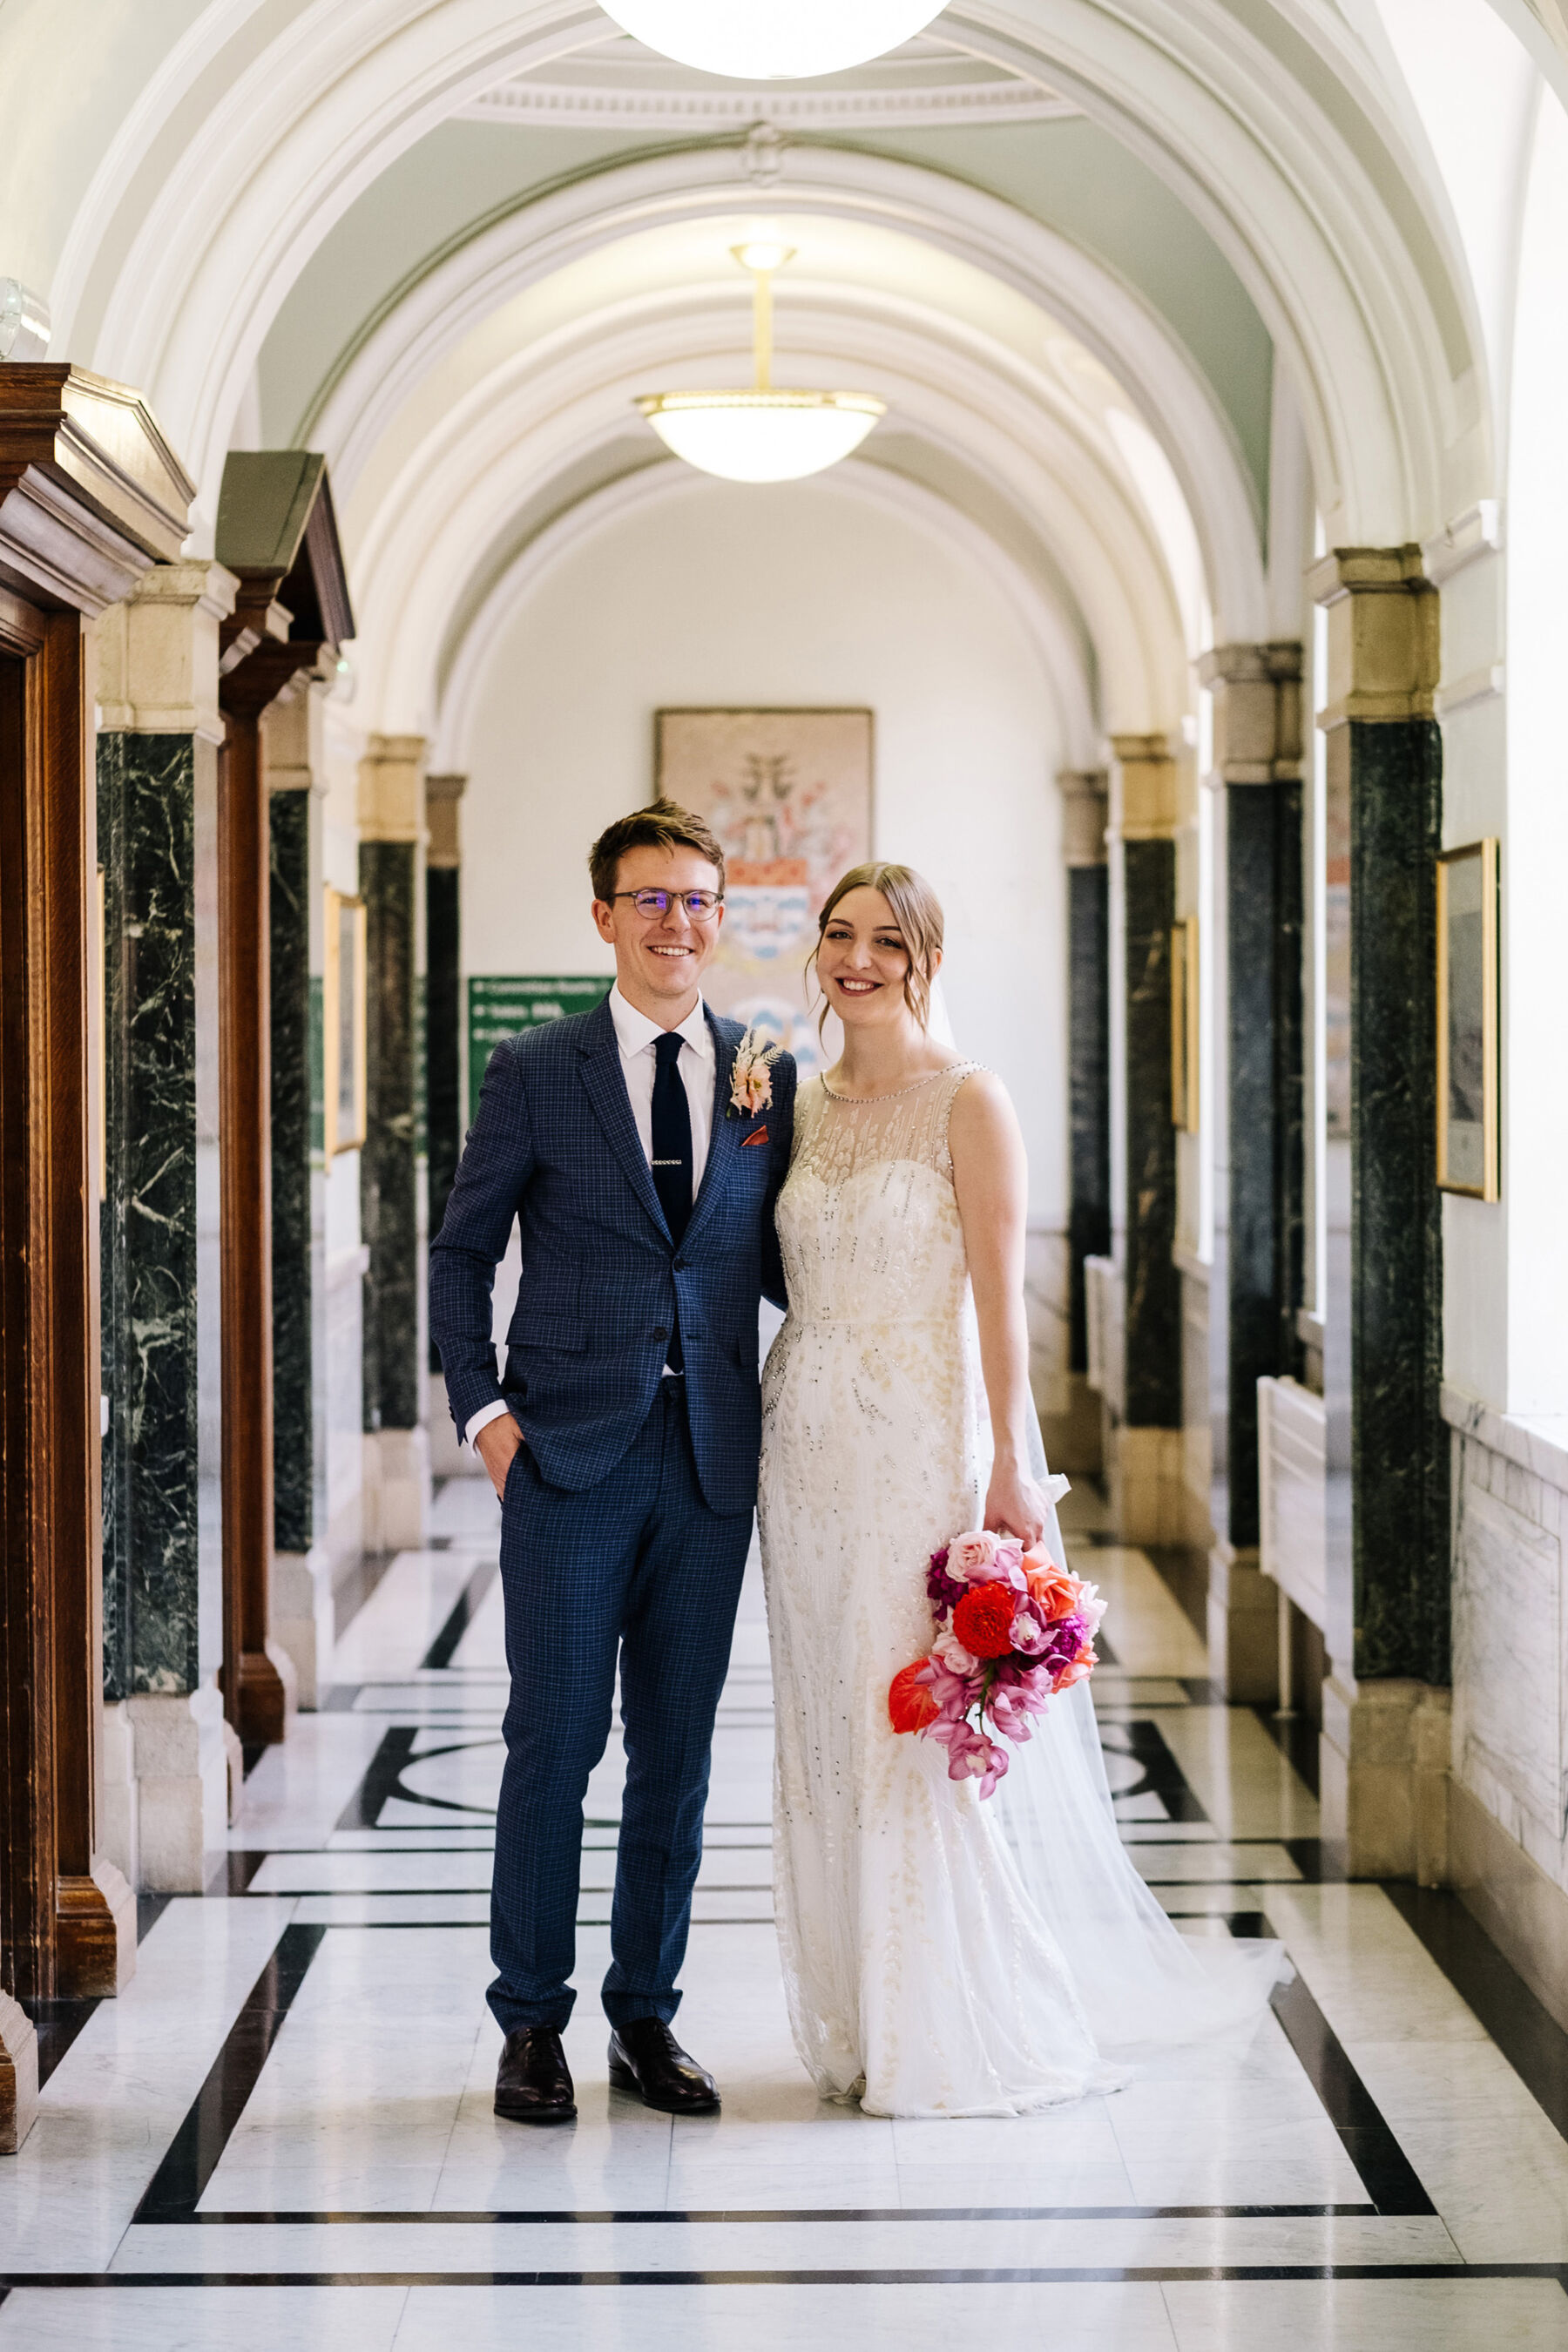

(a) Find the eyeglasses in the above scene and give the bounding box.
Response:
[612,889,724,918]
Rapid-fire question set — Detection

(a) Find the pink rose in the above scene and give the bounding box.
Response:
[946,1530,1000,1580]
[932,1625,979,1675]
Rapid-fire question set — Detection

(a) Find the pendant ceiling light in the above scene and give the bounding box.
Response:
[599,0,946,81]
[636,245,885,484]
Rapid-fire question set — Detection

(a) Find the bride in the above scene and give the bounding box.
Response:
[757,861,1279,2119]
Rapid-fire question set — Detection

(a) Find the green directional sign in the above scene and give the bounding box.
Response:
[466,975,612,1122]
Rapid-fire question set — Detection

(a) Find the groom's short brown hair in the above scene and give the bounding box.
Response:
[589,802,726,904]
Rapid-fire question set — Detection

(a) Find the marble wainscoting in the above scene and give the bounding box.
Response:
[1443,1386,1568,2033]
[98,729,228,1894]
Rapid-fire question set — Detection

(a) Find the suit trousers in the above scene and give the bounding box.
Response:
[488,1379,754,2034]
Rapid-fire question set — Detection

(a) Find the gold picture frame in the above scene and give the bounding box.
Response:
[1436,838,1499,1200]
[1170,916,1200,1133]
[322,887,368,1157]
[653,706,874,1077]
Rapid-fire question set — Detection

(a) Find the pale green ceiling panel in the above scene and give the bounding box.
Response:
[258,124,689,446]
[846,121,1274,521]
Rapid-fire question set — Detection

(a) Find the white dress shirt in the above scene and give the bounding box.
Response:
[465,988,714,1447]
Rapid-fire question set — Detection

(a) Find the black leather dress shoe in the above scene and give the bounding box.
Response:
[495,2024,577,2125]
[607,2017,720,2115]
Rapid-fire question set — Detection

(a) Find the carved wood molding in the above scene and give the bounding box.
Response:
[0,365,191,615]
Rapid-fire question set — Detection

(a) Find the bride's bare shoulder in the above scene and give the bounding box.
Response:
[946,1066,1022,1155]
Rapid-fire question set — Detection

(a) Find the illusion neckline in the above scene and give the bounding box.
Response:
[817,1061,973,1105]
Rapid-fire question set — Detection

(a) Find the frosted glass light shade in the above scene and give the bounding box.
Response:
[636,390,885,482]
[600,1,945,80]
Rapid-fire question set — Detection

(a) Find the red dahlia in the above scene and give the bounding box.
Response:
[952,1581,1019,1660]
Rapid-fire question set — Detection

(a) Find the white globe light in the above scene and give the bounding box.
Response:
[636,391,885,483]
[599,0,946,81]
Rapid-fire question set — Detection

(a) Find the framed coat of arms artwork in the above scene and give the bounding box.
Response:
[654,707,874,1074]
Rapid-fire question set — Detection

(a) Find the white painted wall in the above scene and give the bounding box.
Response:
[456,470,1071,1222]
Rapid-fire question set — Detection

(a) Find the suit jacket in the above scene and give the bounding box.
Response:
[429,996,796,1515]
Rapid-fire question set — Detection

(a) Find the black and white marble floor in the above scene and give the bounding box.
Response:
[9,1479,1568,2346]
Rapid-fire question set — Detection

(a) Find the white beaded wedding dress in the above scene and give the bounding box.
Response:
[757,1063,1280,2119]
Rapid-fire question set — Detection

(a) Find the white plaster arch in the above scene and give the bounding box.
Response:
[303,142,1268,644]
[430,455,1101,774]
[341,293,1190,737]
[52,0,1487,550]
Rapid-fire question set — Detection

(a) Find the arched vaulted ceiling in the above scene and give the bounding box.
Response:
[0,0,1508,747]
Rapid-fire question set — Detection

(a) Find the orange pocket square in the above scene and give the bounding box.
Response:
[740,1125,769,1146]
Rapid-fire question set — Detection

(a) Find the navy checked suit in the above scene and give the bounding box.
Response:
[429,997,795,2031]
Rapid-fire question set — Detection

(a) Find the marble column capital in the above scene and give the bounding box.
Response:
[1307,546,1438,726]
[262,677,329,796]
[358,733,427,843]
[1057,769,1107,868]
[1108,733,1182,841]
[424,773,466,871]
[1199,639,1304,785]
[95,560,239,744]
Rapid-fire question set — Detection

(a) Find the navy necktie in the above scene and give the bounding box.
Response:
[651,1031,693,1371]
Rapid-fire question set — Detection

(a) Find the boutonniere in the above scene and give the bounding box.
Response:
[727,1026,781,1119]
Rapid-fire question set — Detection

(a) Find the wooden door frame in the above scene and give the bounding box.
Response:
[0,369,192,2140]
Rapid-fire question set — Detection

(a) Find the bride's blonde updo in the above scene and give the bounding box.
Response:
[809,862,945,1033]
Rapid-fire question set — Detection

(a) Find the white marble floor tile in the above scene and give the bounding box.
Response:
[229,1714,392,1850]
[429,1478,504,1540]
[1162,2276,1568,2350]
[1131,1841,1301,1882]
[114,2208,1463,2275]
[1075,1548,1210,1676]
[0,2287,410,2349]
[1151,1706,1321,1840]
[1261,1886,1493,2044]
[0,1900,298,2268]
[391,2281,1180,2351]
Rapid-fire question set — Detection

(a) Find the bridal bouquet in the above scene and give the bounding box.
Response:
[888,1530,1106,1798]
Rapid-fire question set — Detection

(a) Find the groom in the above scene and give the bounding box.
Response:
[430,802,794,2125]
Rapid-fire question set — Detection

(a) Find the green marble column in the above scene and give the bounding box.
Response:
[424,775,465,1376]
[1312,548,1448,1880]
[269,774,314,1554]
[93,564,233,1893]
[357,737,429,1549]
[1061,774,1109,1377]
[1200,645,1307,1551]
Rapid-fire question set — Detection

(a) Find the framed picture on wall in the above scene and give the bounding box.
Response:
[1170,916,1200,1132]
[323,887,368,1157]
[1436,838,1499,1200]
[655,707,873,1077]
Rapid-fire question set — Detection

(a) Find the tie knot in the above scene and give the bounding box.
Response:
[655,1031,683,1066]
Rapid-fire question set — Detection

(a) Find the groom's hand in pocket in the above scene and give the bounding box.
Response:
[475,1412,524,1501]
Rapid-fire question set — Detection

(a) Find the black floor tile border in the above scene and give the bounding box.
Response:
[422,1559,500,1672]
[1383,1882,1568,2150]
[1265,1952,1433,2216]
[132,1925,328,2225]
[128,1910,1430,2227]
[139,2201,1379,2227]
[26,1998,100,2091]
[3,2266,1551,2290]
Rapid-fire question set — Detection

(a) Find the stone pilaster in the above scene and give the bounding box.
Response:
[359,735,429,1551]
[1200,643,1306,1698]
[94,562,237,1893]
[1309,547,1448,1875]
[1107,736,1185,1540]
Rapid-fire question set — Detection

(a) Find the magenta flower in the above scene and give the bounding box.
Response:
[927,1715,1010,1796]
[926,1549,965,1620]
